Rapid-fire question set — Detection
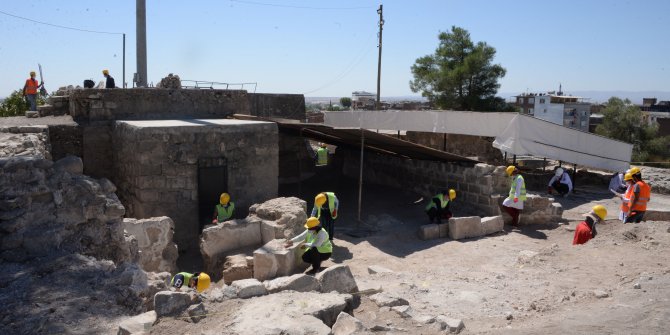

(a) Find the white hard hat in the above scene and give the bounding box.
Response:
[555,168,564,177]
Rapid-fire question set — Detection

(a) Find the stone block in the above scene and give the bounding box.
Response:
[260,219,282,244]
[117,310,156,335]
[123,217,178,273]
[418,224,440,240]
[187,303,206,323]
[201,217,262,275]
[474,163,495,176]
[221,254,254,285]
[480,216,504,235]
[153,291,191,317]
[438,223,449,238]
[25,110,39,118]
[331,312,366,335]
[253,239,306,281]
[231,278,268,298]
[263,273,321,293]
[448,216,482,240]
[367,265,393,274]
[369,293,409,307]
[391,305,414,318]
[316,264,358,294]
[53,155,83,175]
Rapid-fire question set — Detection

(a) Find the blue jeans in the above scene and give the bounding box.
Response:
[26,94,37,111]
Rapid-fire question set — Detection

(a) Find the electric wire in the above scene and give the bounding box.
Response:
[0,9,123,35]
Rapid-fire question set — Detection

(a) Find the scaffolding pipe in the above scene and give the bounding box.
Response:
[358,128,365,221]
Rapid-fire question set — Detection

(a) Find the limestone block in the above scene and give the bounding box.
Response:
[438,223,449,238]
[187,303,206,323]
[367,265,393,274]
[231,278,268,298]
[448,216,482,240]
[25,110,39,118]
[418,224,440,240]
[123,216,178,273]
[201,217,262,275]
[331,312,367,335]
[253,239,306,281]
[54,155,83,175]
[481,215,504,235]
[222,254,254,285]
[117,310,156,335]
[253,197,307,238]
[369,293,409,307]
[474,163,495,176]
[153,291,191,317]
[391,305,414,318]
[551,202,563,216]
[260,219,282,244]
[435,315,465,333]
[263,273,321,293]
[316,264,358,294]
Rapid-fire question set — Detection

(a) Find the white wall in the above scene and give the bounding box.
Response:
[534,96,564,125]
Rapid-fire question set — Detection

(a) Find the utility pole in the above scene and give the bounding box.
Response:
[136,0,148,87]
[376,4,384,110]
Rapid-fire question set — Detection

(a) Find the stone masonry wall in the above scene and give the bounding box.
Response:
[248,93,306,120]
[405,131,504,165]
[47,124,82,161]
[112,120,279,251]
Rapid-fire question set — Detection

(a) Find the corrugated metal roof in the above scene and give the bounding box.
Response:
[233,114,478,163]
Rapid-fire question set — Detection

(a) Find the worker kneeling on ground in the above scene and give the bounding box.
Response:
[547,167,572,197]
[170,272,211,292]
[311,192,338,241]
[573,205,607,245]
[425,189,456,224]
[502,165,526,227]
[284,217,333,275]
[623,166,651,224]
[212,192,235,224]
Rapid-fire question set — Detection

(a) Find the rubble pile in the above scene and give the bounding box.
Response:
[157,73,182,89]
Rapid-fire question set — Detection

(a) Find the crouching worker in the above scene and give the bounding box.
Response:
[425,189,456,224]
[573,205,607,245]
[284,217,332,275]
[170,272,211,292]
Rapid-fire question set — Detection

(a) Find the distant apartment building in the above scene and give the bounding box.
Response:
[514,92,591,131]
[640,98,670,136]
[352,91,376,110]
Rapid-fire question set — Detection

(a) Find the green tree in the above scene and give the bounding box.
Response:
[596,97,670,162]
[339,97,352,108]
[410,26,506,111]
[0,89,47,117]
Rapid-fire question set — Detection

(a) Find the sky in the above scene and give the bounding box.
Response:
[1,0,668,101]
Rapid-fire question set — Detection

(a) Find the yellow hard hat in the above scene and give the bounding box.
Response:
[195,273,211,292]
[592,205,607,221]
[30,71,36,76]
[320,142,327,148]
[315,193,327,207]
[219,193,230,205]
[304,217,320,229]
[448,189,456,200]
[623,173,633,181]
[627,166,641,175]
[505,165,516,176]
[102,69,109,75]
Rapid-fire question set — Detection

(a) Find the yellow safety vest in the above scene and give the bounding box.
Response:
[509,175,527,201]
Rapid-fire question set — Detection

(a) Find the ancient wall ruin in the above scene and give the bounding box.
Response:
[112,119,279,251]
[405,131,504,164]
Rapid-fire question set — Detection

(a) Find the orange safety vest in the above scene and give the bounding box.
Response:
[24,78,38,95]
[626,181,651,212]
[620,185,631,212]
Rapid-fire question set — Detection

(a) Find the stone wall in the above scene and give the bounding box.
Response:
[113,119,279,251]
[0,125,51,159]
[278,134,317,184]
[248,93,306,120]
[405,131,503,164]
[47,124,82,161]
[123,216,178,273]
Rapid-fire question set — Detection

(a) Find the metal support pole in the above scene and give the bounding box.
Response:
[136,0,148,87]
[375,4,384,110]
[443,133,447,151]
[357,128,365,222]
[543,157,546,172]
[572,164,577,193]
[122,33,126,88]
[504,152,507,162]
[513,155,517,165]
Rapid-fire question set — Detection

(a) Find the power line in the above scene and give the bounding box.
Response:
[229,0,374,10]
[0,9,122,35]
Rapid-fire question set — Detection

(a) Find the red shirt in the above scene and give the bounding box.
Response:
[573,221,593,245]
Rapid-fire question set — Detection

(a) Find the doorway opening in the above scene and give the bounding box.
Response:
[198,157,228,231]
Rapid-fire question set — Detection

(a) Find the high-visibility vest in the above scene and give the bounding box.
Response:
[24,78,38,95]
[306,228,333,253]
[316,147,328,165]
[170,272,193,287]
[629,181,651,212]
[216,202,235,222]
[425,193,448,211]
[316,192,338,219]
[620,185,632,212]
[509,175,527,201]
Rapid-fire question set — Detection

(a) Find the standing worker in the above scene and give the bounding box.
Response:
[616,173,634,222]
[425,189,456,224]
[624,167,651,224]
[316,143,329,166]
[311,192,338,241]
[573,205,606,245]
[212,192,235,224]
[102,69,116,88]
[170,272,211,292]
[502,165,526,227]
[547,167,572,197]
[284,217,332,275]
[23,71,44,111]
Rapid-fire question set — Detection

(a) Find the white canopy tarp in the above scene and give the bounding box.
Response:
[323,110,632,171]
[492,114,632,172]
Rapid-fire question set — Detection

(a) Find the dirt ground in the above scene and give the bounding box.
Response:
[153,168,670,334]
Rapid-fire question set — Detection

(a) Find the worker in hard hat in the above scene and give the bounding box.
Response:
[23,71,44,111]
[425,189,456,224]
[102,69,116,88]
[623,167,651,224]
[212,192,235,224]
[316,143,329,166]
[311,192,338,241]
[547,167,572,197]
[170,272,211,292]
[573,205,607,245]
[502,165,526,227]
[284,217,333,275]
[616,172,634,222]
